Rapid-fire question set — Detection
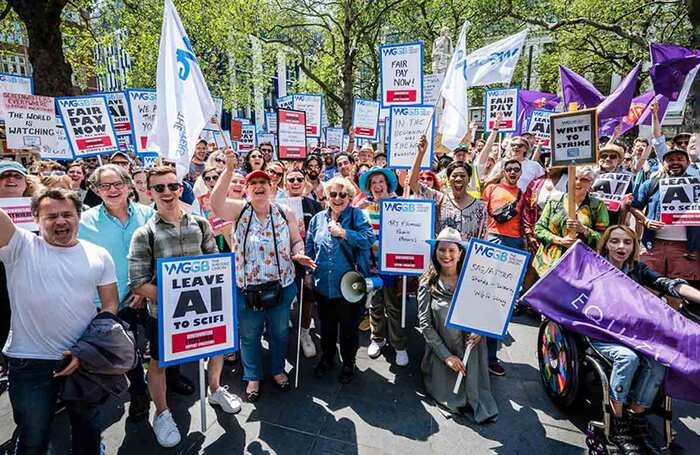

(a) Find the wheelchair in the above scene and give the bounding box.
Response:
[537,318,674,454]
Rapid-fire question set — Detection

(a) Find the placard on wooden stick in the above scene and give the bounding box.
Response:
[550,109,598,167]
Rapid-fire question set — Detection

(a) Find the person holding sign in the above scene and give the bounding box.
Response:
[418,227,498,423]
[591,144,633,226]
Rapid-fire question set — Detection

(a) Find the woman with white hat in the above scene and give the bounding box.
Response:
[418,227,498,423]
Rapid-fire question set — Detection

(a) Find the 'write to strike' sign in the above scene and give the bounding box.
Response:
[379,198,435,275]
[660,176,700,226]
[104,92,132,137]
[387,105,435,169]
[550,108,598,167]
[352,98,380,140]
[125,89,157,155]
[56,95,119,158]
[526,109,553,150]
[277,108,307,159]
[591,173,632,212]
[380,42,424,107]
[157,254,238,366]
[1,93,57,152]
[484,88,519,133]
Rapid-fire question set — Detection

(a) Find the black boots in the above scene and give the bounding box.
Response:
[611,413,643,455]
[627,411,661,455]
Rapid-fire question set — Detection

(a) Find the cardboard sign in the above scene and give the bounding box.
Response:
[379,42,424,107]
[325,127,343,148]
[265,111,277,134]
[526,109,553,150]
[203,96,223,131]
[484,88,519,132]
[48,116,73,161]
[277,108,307,159]
[104,92,131,137]
[55,95,119,158]
[379,198,435,275]
[157,254,237,366]
[292,94,323,137]
[550,109,598,167]
[659,176,700,226]
[446,239,530,338]
[236,124,256,153]
[423,73,445,105]
[387,105,434,169]
[277,197,305,237]
[125,89,157,155]
[591,173,632,212]
[0,197,37,231]
[1,93,57,152]
[352,98,380,140]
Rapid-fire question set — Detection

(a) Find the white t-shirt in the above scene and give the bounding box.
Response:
[490,159,545,191]
[0,228,116,360]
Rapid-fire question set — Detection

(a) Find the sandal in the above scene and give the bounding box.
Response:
[246,382,260,402]
[273,374,290,392]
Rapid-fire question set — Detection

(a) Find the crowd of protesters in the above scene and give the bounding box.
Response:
[0,97,699,454]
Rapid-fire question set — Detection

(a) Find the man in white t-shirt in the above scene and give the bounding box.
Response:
[0,187,118,455]
[486,136,545,191]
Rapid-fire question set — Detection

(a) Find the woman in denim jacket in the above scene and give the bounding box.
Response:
[306,176,375,383]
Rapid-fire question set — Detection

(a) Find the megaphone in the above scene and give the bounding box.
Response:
[340,271,383,304]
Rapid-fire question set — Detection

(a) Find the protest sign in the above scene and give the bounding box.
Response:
[423,73,445,105]
[387,105,434,169]
[125,89,157,155]
[446,238,530,338]
[157,253,237,366]
[203,96,223,131]
[352,98,380,140]
[325,127,343,148]
[379,107,390,124]
[278,197,305,237]
[550,108,598,167]
[104,92,131,137]
[379,198,435,275]
[237,124,256,153]
[526,109,553,150]
[293,94,323,137]
[591,173,632,212]
[0,73,33,95]
[342,134,350,151]
[257,132,276,154]
[230,119,242,141]
[0,197,37,231]
[277,95,294,110]
[484,88,519,133]
[56,95,119,158]
[47,117,73,161]
[141,153,159,168]
[277,108,307,159]
[659,176,700,226]
[379,42,424,106]
[1,93,57,152]
[198,193,233,233]
[265,111,277,134]
[117,135,135,154]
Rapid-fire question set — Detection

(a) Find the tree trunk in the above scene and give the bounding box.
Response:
[9,0,77,96]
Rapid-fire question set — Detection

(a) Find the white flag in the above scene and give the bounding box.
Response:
[439,22,471,150]
[466,29,528,87]
[148,0,216,179]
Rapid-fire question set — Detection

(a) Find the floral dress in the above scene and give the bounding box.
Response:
[419,183,487,241]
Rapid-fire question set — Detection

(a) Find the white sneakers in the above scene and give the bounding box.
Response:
[153,409,181,448]
[395,350,409,367]
[208,386,242,414]
[300,329,317,358]
[367,339,386,359]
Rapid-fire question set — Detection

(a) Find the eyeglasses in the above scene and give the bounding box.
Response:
[0,171,24,180]
[203,175,219,182]
[249,154,263,160]
[149,183,181,193]
[268,170,284,177]
[329,191,348,199]
[97,181,126,191]
[676,140,689,146]
[215,158,226,164]
[40,170,66,176]
[511,143,527,148]
[419,176,434,181]
[287,177,304,183]
[504,167,521,173]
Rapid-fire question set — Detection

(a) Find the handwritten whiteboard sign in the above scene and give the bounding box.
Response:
[387,105,434,169]
[379,198,435,275]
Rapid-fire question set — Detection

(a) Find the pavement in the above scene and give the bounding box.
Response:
[1,299,698,454]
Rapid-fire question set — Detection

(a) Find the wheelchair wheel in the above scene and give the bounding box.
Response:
[537,319,580,408]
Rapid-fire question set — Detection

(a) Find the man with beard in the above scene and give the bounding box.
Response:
[304,155,326,203]
[321,147,337,181]
[186,139,208,183]
[591,144,634,226]
[259,141,275,164]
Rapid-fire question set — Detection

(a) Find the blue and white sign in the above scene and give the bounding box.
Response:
[292,94,323,138]
[104,91,132,137]
[0,73,33,96]
[203,96,223,131]
[265,111,277,134]
[423,73,445,105]
[378,198,435,275]
[157,253,238,366]
[484,88,519,133]
[446,239,530,338]
[55,95,120,158]
[125,89,157,155]
[276,95,294,110]
[526,109,553,150]
[387,105,434,169]
[325,127,343,148]
[352,98,380,140]
[379,42,424,107]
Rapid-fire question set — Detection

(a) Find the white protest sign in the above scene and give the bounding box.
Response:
[379,42,424,107]
[325,127,343,148]
[484,88,519,133]
[379,107,390,124]
[157,254,237,366]
[125,89,157,155]
[277,108,307,159]
[257,132,276,154]
[0,73,33,95]
[446,239,530,338]
[550,109,598,166]
[659,176,700,226]
[1,93,57,152]
[203,96,223,131]
[423,73,445,105]
[293,94,323,138]
[277,95,294,110]
[278,197,305,237]
[55,95,119,158]
[265,111,277,134]
[48,117,73,161]
[526,109,553,150]
[379,198,435,275]
[387,105,434,169]
[237,124,256,153]
[352,98,380,140]
[342,134,350,151]
[104,92,132,137]
[591,173,632,212]
[0,197,37,231]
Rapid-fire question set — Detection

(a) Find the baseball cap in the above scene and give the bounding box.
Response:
[0,160,28,176]
[245,170,271,183]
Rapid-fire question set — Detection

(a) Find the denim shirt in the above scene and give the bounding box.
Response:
[631,172,700,252]
[305,206,375,298]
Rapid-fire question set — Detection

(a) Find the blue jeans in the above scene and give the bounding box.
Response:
[590,341,666,407]
[237,283,297,381]
[7,357,101,455]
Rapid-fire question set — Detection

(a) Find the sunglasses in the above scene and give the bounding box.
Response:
[215,157,226,164]
[419,176,434,181]
[150,183,181,193]
[97,181,126,191]
[600,154,618,160]
[504,167,521,173]
[268,170,284,177]
[329,191,348,199]
[203,175,219,182]
[287,177,305,183]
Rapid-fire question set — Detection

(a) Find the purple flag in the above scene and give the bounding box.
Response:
[649,43,700,101]
[522,242,700,403]
[597,63,641,121]
[599,90,655,137]
[559,65,604,110]
[516,90,560,134]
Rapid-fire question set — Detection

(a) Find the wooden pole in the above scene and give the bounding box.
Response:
[567,163,577,238]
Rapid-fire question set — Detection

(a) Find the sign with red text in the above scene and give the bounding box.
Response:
[379,198,435,275]
[1,93,57,152]
[660,177,700,226]
[104,92,132,137]
[277,108,307,159]
[0,197,37,231]
[591,173,632,212]
[352,98,380,140]
[292,94,323,138]
[484,88,519,133]
[526,109,553,150]
[125,89,157,155]
[56,95,119,158]
[236,124,256,153]
[380,42,424,107]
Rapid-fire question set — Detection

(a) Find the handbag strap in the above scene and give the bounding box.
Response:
[241,204,283,288]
